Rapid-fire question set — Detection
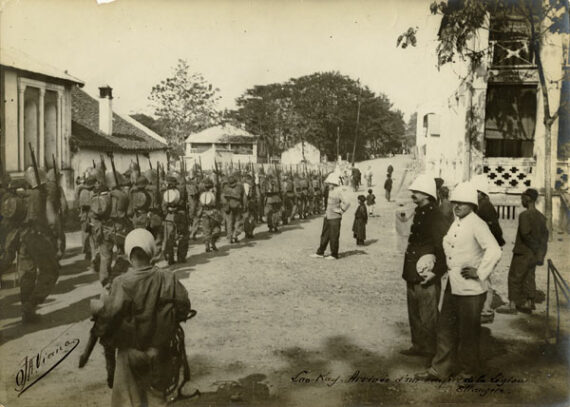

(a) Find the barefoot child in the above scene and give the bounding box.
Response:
[352,195,368,246]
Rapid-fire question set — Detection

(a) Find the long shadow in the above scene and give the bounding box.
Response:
[0,295,97,345]
[338,250,367,259]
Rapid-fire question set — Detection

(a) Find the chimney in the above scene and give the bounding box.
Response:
[98,85,113,135]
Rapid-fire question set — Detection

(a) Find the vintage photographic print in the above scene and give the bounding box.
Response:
[0,0,569,406]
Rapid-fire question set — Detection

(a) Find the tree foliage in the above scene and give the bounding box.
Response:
[148,59,222,157]
[229,72,405,161]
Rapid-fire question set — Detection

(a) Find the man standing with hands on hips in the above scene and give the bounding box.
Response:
[310,170,349,260]
[416,182,501,381]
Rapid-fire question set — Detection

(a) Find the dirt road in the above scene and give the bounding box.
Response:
[1,156,568,407]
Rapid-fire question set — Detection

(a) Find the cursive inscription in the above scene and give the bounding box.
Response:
[15,338,80,397]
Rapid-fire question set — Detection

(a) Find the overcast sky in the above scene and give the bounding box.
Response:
[0,0,461,119]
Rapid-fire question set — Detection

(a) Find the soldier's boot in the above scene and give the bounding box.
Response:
[22,300,40,323]
[205,242,211,253]
[211,238,219,251]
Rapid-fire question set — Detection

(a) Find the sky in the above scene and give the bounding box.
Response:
[0,0,461,120]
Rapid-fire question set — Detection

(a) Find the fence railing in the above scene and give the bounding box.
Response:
[546,259,569,344]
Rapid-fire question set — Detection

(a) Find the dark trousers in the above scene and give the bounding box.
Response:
[431,286,486,379]
[508,253,537,306]
[406,282,440,354]
[316,218,341,258]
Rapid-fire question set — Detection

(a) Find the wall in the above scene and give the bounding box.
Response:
[2,69,19,172]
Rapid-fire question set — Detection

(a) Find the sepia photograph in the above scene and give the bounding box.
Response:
[0,0,569,406]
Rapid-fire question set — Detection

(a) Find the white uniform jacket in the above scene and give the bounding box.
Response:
[443,211,502,296]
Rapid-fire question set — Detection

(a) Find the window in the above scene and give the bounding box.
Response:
[484,84,536,158]
[489,14,534,67]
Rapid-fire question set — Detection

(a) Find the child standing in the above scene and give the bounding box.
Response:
[384,173,393,202]
[366,189,376,216]
[352,195,368,246]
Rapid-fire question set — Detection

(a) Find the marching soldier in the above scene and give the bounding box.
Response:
[198,178,222,252]
[128,175,153,230]
[264,173,282,233]
[0,176,26,273]
[243,173,257,238]
[256,168,266,223]
[281,174,296,225]
[162,174,189,264]
[18,166,60,322]
[311,173,323,215]
[187,173,201,240]
[77,175,96,261]
[144,169,164,256]
[46,168,68,259]
[223,173,245,243]
[88,170,114,286]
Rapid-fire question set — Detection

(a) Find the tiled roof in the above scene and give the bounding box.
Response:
[0,47,84,85]
[186,124,257,144]
[71,87,167,152]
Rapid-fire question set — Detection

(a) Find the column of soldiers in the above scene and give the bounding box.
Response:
[0,156,327,322]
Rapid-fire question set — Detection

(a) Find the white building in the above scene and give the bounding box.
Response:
[0,47,83,191]
[70,86,168,193]
[280,141,321,166]
[184,124,258,170]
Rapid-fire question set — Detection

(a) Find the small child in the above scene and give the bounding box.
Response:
[366,189,376,216]
[384,173,393,202]
[352,195,368,246]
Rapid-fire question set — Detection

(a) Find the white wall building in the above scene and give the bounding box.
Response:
[184,124,258,170]
[280,141,321,166]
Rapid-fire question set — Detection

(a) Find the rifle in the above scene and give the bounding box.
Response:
[52,154,63,215]
[136,154,140,170]
[274,163,282,196]
[148,157,153,170]
[213,160,221,207]
[100,154,107,172]
[93,160,97,169]
[180,160,188,212]
[155,161,161,209]
[110,155,120,188]
[198,156,203,178]
[27,142,41,188]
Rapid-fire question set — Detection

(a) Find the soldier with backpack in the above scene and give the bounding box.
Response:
[18,165,60,322]
[162,174,189,264]
[77,175,96,261]
[88,169,114,286]
[223,173,245,243]
[46,167,68,259]
[243,173,257,238]
[281,174,296,225]
[198,178,222,252]
[264,173,282,233]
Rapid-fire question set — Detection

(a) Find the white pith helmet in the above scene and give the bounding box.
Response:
[408,174,436,199]
[124,228,157,260]
[471,174,489,196]
[163,188,181,205]
[450,182,478,207]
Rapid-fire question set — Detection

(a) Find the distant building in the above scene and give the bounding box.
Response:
[281,141,321,166]
[0,47,84,190]
[184,124,258,170]
[70,86,168,191]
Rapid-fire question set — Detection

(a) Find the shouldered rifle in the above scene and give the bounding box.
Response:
[180,160,188,211]
[155,161,161,209]
[214,160,221,207]
[198,156,203,178]
[28,142,41,188]
[275,163,282,195]
[148,157,153,170]
[136,154,140,170]
[52,154,63,215]
[100,154,107,172]
[110,155,120,189]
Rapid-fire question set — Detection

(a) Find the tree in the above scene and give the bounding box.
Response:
[404,112,418,150]
[230,72,405,162]
[148,59,222,157]
[399,0,569,234]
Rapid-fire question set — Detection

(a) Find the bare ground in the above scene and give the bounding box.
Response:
[1,156,568,407]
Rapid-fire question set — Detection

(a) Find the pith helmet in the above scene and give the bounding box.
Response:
[450,182,478,207]
[24,167,47,188]
[471,174,489,196]
[135,175,149,187]
[124,228,157,260]
[408,174,436,199]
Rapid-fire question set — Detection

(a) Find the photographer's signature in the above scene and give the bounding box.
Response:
[15,338,80,397]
